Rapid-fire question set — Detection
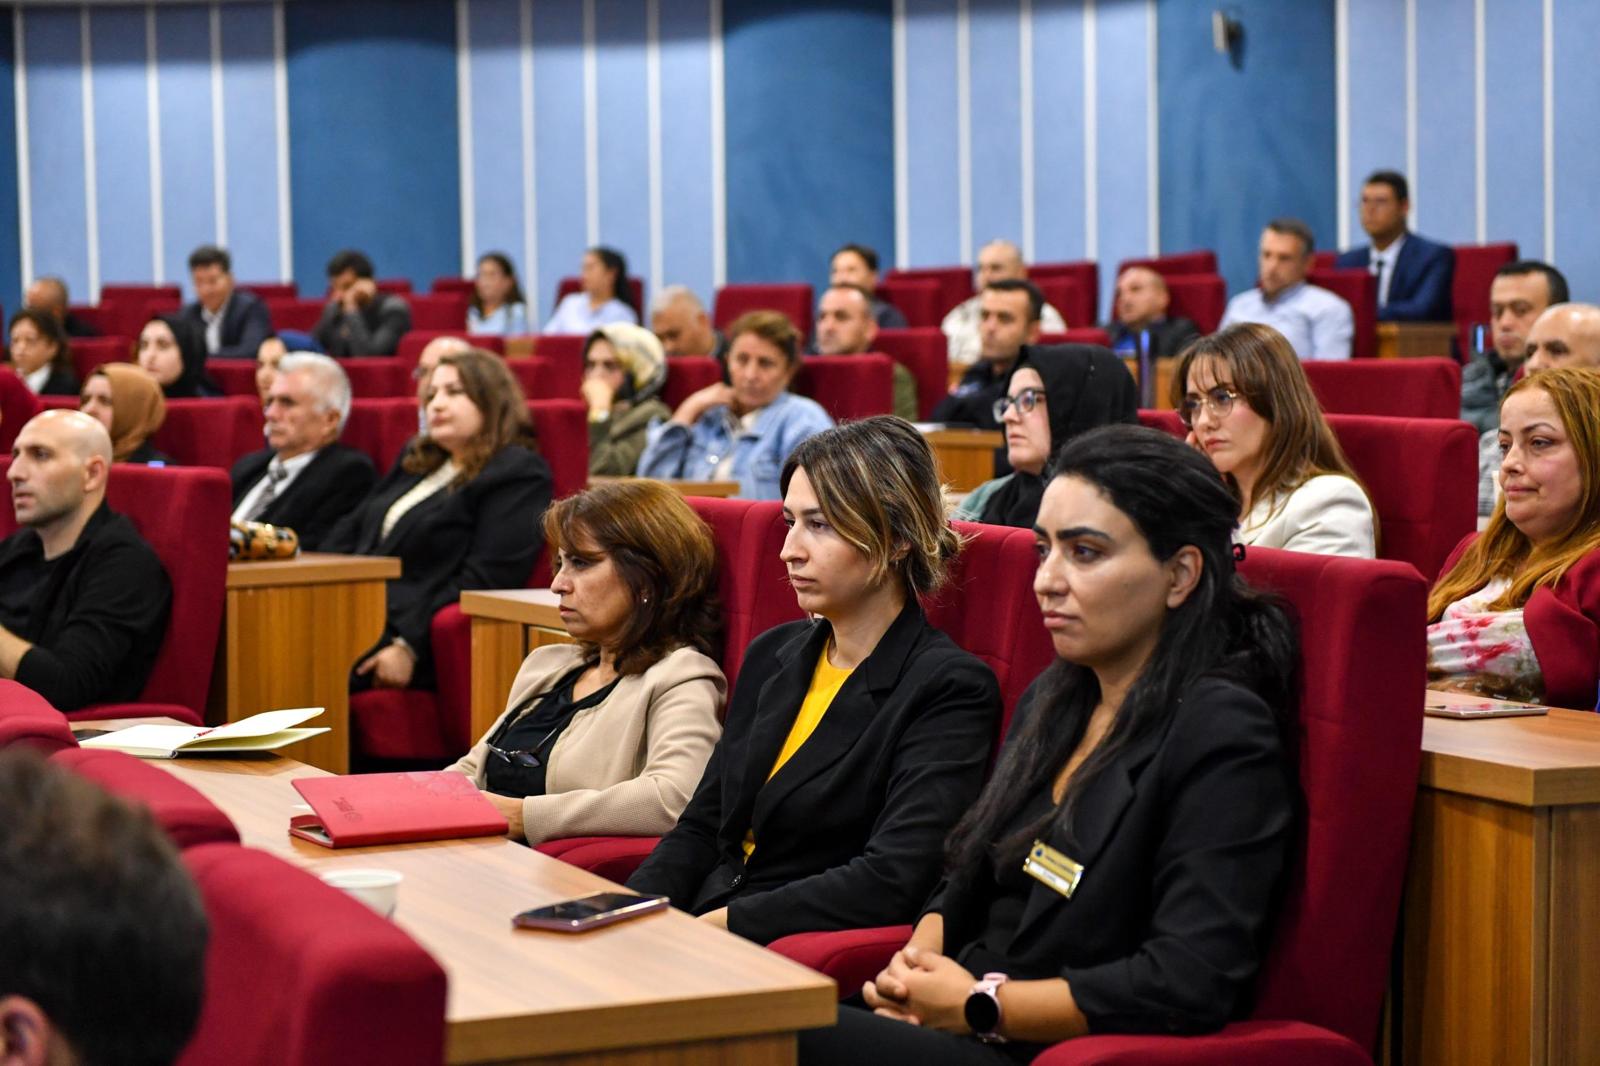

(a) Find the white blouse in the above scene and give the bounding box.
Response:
[1238,474,1376,559]
[1427,578,1543,703]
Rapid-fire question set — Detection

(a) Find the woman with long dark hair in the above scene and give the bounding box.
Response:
[543,246,640,333]
[800,424,1298,1063]
[467,251,530,335]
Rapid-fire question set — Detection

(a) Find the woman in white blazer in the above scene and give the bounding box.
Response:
[1173,323,1376,558]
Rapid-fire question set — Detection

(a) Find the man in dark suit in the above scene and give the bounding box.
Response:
[1335,170,1454,322]
[1106,265,1201,358]
[230,353,375,550]
[180,244,273,358]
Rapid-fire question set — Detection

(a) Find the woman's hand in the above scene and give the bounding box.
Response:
[861,946,923,1023]
[672,383,735,427]
[581,375,616,416]
[891,947,977,1034]
[355,642,416,689]
[482,792,525,840]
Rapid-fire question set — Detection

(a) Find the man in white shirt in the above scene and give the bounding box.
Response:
[1221,219,1354,361]
[941,239,1066,366]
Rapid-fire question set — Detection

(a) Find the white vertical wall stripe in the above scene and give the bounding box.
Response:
[1082,0,1098,260]
[1145,0,1158,254]
[581,0,599,247]
[645,0,663,294]
[1404,0,1417,229]
[145,5,165,283]
[454,0,474,275]
[272,0,290,281]
[208,3,227,248]
[1542,0,1554,261]
[1334,0,1349,248]
[709,0,725,288]
[79,8,100,299]
[12,8,32,287]
[520,0,538,306]
[891,0,908,267]
[954,0,971,265]
[1472,0,1486,242]
[1018,0,1034,262]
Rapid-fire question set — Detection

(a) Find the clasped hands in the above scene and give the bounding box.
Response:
[861,945,977,1033]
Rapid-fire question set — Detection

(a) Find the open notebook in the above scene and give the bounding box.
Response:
[79,708,328,759]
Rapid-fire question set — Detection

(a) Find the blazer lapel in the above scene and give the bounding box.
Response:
[375,475,445,554]
[726,621,830,844]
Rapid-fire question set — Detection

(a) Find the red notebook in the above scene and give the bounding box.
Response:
[289,771,508,848]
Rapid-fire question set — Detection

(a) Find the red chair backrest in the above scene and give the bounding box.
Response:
[1311,250,1338,270]
[374,277,413,295]
[393,331,506,369]
[206,360,257,397]
[526,399,588,500]
[874,278,942,328]
[210,358,412,400]
[0,369,44,452]
[238,282,297,301]
[713,283,815,342]
[1301,357,1461,419]
[793,355,892,421]
[1117,250,1219,277]
[152,397,265,469]
[555,275,646,315]
[344,398,422,474]
[872,328,948,420]
[1308,268,1377,358]
[1453,242,1517,358]
[1032,276,1091,331]
[0,679,75,753]
[51,748,238,849]
[685,499,803,693]
[406,293,469,332]
[100,283,182,306]
[1158,274,1227,334]
[265,299,325,332]
[430,277,476,296]
[884,267,972,318]
[1234,548,1424,1049]
[66,304,119,335]
[1038,328,1113,347]
[506,356,579,401]
[1030,260,1100,325]
[663,356,723,410]
[1138,408,1184,437]
[529,334,585,361]
[69,336,133,380]
[177,842,447,1066]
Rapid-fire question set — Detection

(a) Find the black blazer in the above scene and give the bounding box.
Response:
[1106,317,1201,360]
[35,364,81,397]
[179,290,273,359]
[229,444,377,551]
[323,444,552,672]
[930,676,1294,1036]
[627,603,1001,945]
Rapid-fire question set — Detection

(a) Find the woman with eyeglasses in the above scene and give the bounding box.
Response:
[447,480,726,843]
[1173,323,1375,558]
[955,345,1138,529]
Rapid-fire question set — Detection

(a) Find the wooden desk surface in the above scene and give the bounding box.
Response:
[459,587,562,628]
[227,552,401,589]
[918,426,1004,449]
[1420,702,1600,808]
[160,757,835,1064]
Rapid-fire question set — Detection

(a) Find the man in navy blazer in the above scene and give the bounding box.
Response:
[1335,170,1454,322]
[180,244,274,359]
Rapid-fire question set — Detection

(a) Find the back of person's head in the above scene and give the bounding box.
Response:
[984,277,1044,323]
[726,310,800,365]
[27,276,69,311]
[276,352,353,433]
[186,244,231,273]
[648,284,705,317]
[1495,259,1569,305]
[0,750,208,1066]
[1364,168,1409,202]
[1172,322,1361,508]
[1264,217,1316,257]
[325,249,374,280]
[407,347,536,481]
[780,416,960,598]
[92,364,166,462]
[588,246,638,317]
[1429,366,1600,620]
[544,480,722,673]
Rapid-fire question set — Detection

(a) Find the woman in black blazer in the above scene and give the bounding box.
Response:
[800,425,1299,1063]
[7,308,79,396]
[327,348,553,692]
[628,417,1001,944]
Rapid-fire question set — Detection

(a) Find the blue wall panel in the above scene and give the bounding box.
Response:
[285,1,459,292]
[903,0,961,267]
[1094,0,1152,310]
[1482,0,1543,260]
[22,10,91,302]
[968,1,1023,254]
[724,0,895,293]
[1343,0,1407,241]
[531,0,587,322]
[219,2,284,284]
[1412,0,1475,241]
[594,0,651,295]
[154,6,217,291]
[466,0,528,284]
[1552,0,1600,298]
[88,7,154,290]
[657,0,716,305]
[0,14,22,311]
[1030,0,1086,266]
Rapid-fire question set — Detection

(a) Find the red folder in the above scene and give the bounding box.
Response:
[289,771,508,848]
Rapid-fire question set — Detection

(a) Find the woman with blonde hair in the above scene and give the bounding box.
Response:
[628,416,1001,944]
[1173,322,1375,557]
[79,364,171,465]
[1428,367,1600,708]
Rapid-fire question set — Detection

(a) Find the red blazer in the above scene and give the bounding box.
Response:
[1440,534,1600,710]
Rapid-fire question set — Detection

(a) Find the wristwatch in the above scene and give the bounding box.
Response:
[964,972,1010,1043]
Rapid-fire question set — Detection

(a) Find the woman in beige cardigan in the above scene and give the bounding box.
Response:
[448,480,726,844]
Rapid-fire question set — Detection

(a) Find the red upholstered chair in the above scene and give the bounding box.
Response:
[1308,268,1378,359]
[152,396,265,469]
[100,283,182,306]
[1301,358,1461,419]
[1160,275,1228,334]
[506,356,580,401]
[337,357,411,398]
[98,286,182,345]
[430,276,475,296]
[1034,276,1091,331]
[885,267,973,319]
[374,277,413,295]
[1031,261,1101,327]
[343,397,421,475]
[872,328,949,420]
[875,277,942,328]
[555,275,647,315]
[526,399,589,501]
[1452,242,1517,359]
[1138,408,1185,437]
[0,369,43,452]
[794,354,894,421]
[1311,251,1338,270]
[51,748,237,849]
[1117,250,1219,278]
[265,299,326,332]
[178,842,447,1066]
[206,360,257,397]
[69,336,133,380]
[1039,329,1114,348]
[663,356,724,410]
[238,282,297,301]
[66,304,118,336]
[530,333,585,361]
[393,330,506,370]
[407,293,470,332]
[0,679,76,753]
[713,283,815,342]
[38,396,78,412]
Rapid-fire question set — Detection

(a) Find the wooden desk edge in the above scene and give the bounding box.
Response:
[227,553,401,589]
[460,589,562,627]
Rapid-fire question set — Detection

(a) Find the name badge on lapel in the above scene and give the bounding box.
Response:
[1023,839,1084,899]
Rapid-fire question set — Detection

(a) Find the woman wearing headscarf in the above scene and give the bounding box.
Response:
[136,313,221,399]
[956,345,1139,529]
[79,364,172,465]
[582,324,672,476]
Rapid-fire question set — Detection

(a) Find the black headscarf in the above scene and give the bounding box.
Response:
[977,344,1139,528]
[150,313,220,399]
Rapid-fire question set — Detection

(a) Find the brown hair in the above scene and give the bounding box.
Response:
[1172,323,1371,522]
[726,310,800,364]
[543,480,721,674]
[88,363,166,462]
[1428,368,1600,620]
[7,307,73,379]
[404,347,537,483]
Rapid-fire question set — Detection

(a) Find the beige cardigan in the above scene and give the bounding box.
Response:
[447,643,726,845]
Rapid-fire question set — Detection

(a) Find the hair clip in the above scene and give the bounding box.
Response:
[1232,543,1247,563]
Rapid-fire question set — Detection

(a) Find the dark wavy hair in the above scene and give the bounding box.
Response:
[544,479,722,675]
[944,424,1298,883]
[589,246,639,320]
[7,307,73,379]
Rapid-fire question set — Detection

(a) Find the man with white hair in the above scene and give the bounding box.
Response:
[650,285,728,360]
[0,410,171,709]
[941,239,1066,366]
[230,353,375,549]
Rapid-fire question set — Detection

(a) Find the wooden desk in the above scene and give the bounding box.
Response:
[159,757,835,1064]
[208,553,400,774]
[1376,322,1457,359]
[919,427,1004,493]
[458,589,575,744]
[1399,699,1600,1064]
[1120,356,1176,410]
[589,475,742,498]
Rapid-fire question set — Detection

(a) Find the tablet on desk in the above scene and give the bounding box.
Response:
[1424,698,1548,720]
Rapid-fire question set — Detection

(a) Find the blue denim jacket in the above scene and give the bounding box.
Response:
[635,391,834,499]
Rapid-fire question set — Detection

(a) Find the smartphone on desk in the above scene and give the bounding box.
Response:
[513,892,669,932]
[1424,698,1548,720]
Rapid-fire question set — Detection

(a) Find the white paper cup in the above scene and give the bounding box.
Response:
[320,868,402,918]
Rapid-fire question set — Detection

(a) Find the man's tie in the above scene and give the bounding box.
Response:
[246,463,288,522]
[1371,254,1391,308]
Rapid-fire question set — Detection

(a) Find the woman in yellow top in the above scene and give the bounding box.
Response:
[628,416,1002,944]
